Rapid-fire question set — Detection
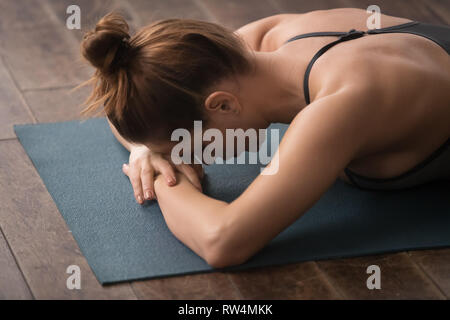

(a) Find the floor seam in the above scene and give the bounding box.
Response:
[21,84,76,93]
[192,0,222,23]
[406,251,448,299]
[0,137,18,142]
[128,282,142,300]
[0,226,35,299]
[226,273,245,299]
[313,261,348,300]
[1,56,38,124]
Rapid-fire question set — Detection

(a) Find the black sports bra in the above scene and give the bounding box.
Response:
[285,21,450,191]
[285,21,450,105]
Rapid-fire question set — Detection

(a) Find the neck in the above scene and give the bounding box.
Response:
[239,50,308,125]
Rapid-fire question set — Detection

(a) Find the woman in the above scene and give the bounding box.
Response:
[80,8,450,268]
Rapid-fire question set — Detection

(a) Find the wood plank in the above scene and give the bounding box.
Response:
[354,0,449,24]
[127,0,214,28]
[0,228,33,299]
[272,0,447,24]
[343,0,448,24]
[0,25,91,91]
[409,248,450,299]
[228,262,342,299]
[0,1,56,31]
[0,58,34,139]
[47,0,139,41]
[0,140,137,299]
[196,0,280,30]
[317,252,446,299]
[424,0,450,24]
[270,0,349,13]
[23,86,97,123]
[132,272,241,299]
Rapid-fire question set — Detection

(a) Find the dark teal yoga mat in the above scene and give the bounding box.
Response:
[14,118,450,284]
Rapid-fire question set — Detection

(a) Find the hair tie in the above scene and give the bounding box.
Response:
[111,38,131,70]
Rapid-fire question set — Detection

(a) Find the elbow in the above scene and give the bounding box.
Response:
[204,247,234,269]
[201,224,249,269]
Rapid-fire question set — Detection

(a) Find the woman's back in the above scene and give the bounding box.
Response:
[237,8,450,182]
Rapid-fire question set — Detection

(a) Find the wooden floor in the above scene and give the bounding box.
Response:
[0,0,449,300]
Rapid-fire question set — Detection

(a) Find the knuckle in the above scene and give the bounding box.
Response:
[143,184,153,191]
[129,167,140,177]
[141,177,154,187]
[141,167,153,175]
[130,176,140,186]
[129,159,140,166]
[161,164,175,175]
[130,172,139,180]
[159,159,171,169]
[150,153,164,163]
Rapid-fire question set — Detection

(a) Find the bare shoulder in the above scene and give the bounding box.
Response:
[234,14,300,51]
[295,78,379,157]
[234,8,411,52]
[233,8,372,48]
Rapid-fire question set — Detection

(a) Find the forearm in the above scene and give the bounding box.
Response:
[154,173,228,262]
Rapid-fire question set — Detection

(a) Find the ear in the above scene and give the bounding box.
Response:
[204,91,241,115]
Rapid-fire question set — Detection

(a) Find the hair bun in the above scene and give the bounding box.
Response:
[81,12,131,74]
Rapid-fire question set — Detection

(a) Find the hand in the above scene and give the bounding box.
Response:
[122,145,204,204]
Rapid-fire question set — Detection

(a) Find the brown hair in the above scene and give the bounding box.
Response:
[80,12,253,144]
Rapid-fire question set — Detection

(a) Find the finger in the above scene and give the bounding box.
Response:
[154,158,177,186]
[141,164,155,200]
[177,164,202,191]
[129,166,144,204]
[122,163,130,176]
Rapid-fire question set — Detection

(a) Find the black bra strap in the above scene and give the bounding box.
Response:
[303,29,366,104]
[286,31,351,42]
[285,21,419,44]
[287,22,421,105]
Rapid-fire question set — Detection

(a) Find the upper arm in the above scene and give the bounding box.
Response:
[222,88,370,263]
[153,87,372,267]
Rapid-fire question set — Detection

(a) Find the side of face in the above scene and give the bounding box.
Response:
[147,88,267,164]
[202,89,269,160]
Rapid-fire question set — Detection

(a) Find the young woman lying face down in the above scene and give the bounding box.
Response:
[80,8,450,268]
